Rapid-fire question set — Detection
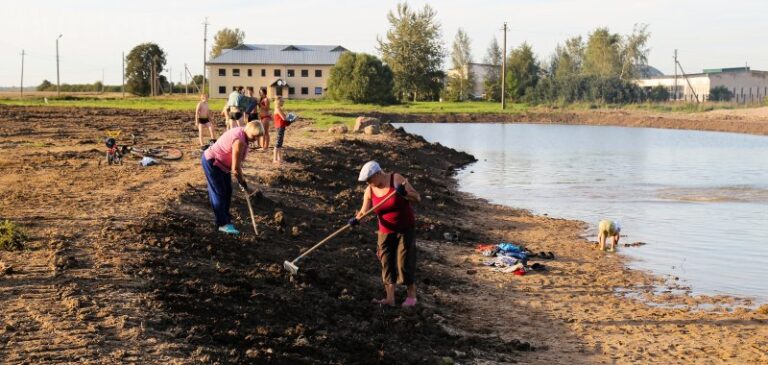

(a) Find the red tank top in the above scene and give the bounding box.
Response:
[274,111,287,128]
[371,174,415,234]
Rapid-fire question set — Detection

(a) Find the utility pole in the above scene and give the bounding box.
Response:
[122,52,125,98]
[101,68,105,94]
[501,22,507,110]
[184,63,189,95]
[56,34,63,97]
[151,57,156,96]
[202,17,209,95]
[20,50,25,99]
[673,49,678,101]
[169,66,173,95]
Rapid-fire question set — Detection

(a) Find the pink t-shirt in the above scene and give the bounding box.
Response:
[204,127,248,172]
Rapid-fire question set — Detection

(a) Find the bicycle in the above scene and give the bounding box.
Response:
[128,146,184,161]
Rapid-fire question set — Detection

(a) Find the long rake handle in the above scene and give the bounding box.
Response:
[244,191,259,235]
[291,190,398,264]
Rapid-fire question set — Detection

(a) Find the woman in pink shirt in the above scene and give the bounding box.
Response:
[201,121,264,234]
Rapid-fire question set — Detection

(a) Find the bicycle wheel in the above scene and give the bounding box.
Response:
[149,146,183,161]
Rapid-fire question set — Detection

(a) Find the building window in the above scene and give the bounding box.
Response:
[301,69,309,77]
[233,69,240,77]
[247,69,253,77]
[301,87,309,95]
[315,69,322,77]
[314,87,323,95]
[274,69,281,77]
[287,69,295,77]
[218,86,226,94]
[288,87,296,95]
[218,68,226,76]
[261,69,266,77]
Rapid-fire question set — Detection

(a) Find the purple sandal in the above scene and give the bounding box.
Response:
[401,297,418,307]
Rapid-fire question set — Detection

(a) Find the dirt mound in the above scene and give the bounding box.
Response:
[131,132,528,363]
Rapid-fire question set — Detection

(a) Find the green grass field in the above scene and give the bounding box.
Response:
[0,95,528,128]
[0,94,761,128]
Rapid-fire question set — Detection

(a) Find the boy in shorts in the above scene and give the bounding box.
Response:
[195,94,216,149]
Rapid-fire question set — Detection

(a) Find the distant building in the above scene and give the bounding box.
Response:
[635,67,768,102]
[446,63,497,99]
[206,44,348,99]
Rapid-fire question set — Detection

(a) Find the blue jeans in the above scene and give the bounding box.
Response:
[201,155,232,227]
[275,127,286,148]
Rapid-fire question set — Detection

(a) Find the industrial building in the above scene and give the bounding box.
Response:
[635,67,768,102]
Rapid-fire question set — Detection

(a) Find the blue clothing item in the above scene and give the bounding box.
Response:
[497,243,522,253]
[237,94,250,111]
[245,98,258,114]
[275,127,286,148]
[498,251,528,261]
[201,154,233,227]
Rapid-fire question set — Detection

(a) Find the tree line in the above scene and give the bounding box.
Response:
[326,3,660,105]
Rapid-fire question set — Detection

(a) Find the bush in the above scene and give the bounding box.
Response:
[648,85,670,102]
[529,75,645,104]
[327,52,395,104]
[0,220,26,251]
[709,86,734,102]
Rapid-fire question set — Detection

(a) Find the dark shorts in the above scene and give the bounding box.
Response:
[198,117,210,125]
[377,228,416,285]
[247,113,258,122]
[230,112,243,121]
[275,127,286,148]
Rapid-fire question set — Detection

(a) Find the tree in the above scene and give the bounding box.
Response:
[483,37,503,101]
[443,28,474,101]
[210,28,245,59]
[327,52,395,104]
[709,86,733,102]
[125,43,167,96]
[619,24,651,80]
[37,80,53,91]
[377,3,445,101]
[551,36,584,80]
[505,42,540,101]
[583,28,622,78]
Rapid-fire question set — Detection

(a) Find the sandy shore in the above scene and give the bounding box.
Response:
[366,105,768,136]
[0,105,766,364]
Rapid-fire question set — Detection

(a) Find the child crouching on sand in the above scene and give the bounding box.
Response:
[598,219,621,252]
[195,94,216,149]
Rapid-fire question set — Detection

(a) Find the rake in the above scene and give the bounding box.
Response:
[283,189,398,274]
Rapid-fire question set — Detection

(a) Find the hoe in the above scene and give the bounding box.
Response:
[284,190,398,274]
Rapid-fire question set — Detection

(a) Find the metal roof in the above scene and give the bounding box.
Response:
[703,67,750,74]
[207,44,348,65]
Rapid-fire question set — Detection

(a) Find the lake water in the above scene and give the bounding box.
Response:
[397,123,768,303]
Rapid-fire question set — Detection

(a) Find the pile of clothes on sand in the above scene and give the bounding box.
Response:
[475,243,555,276]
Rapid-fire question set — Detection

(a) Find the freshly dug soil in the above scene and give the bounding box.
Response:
[1,105,766,364]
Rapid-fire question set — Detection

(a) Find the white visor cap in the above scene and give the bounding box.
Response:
[358,161,382,182]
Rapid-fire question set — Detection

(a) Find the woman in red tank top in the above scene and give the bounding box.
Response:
[352,161,421,307]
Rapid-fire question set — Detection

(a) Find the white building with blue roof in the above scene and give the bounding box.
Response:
[206,44,348,99]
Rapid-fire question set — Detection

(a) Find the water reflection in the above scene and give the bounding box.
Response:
[398,123,768,302]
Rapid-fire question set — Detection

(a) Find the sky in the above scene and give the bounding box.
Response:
[2,0,767,87]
